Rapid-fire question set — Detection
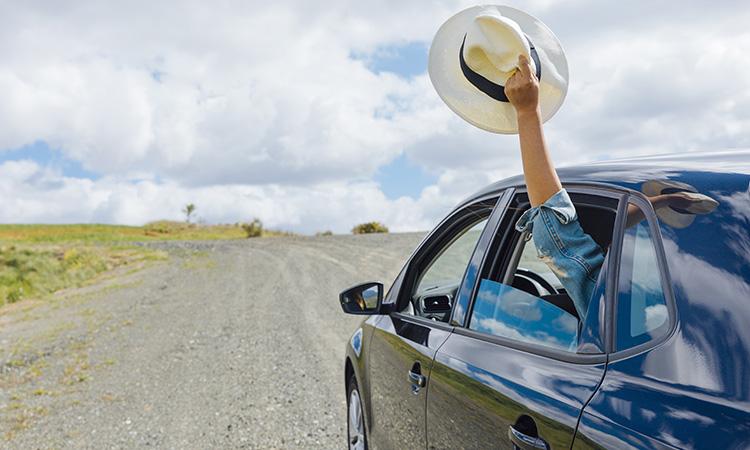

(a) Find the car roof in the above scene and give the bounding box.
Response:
[463,149,750,203]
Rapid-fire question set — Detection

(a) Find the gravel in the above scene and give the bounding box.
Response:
[0,233,424,449]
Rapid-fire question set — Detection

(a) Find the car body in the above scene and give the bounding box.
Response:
[340,151,750,450]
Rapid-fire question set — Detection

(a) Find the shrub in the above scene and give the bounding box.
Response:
[316,230,333,236]
[351,222,389,234]
[242,219,264,238]
[143,220,192,236]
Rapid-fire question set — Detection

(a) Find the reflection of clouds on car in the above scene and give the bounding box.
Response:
[716,186,750,266]
[475,288,497,305]
[500,294,542,322]
[471,279,578,351]
[474,317,527,342]
[552,313,578,334]
[644,304,668,332]
[475,315,574,351]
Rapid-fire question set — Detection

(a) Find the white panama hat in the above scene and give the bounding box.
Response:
[642,180,719,229]
[429,5,569,134]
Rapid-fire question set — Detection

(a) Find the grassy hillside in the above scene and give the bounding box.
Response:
[0,245,163,307]
[0,221,293,244]
[0,221,292,307]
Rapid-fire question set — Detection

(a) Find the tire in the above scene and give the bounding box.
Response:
[347,375,368,450]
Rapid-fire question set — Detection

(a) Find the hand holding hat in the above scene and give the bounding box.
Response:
[429,5,568,134]
[504,54,540,116]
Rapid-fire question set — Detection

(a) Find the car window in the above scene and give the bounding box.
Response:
[470,278,579,351]
[403,215,489,321]
[469,234,583,353]
[467,193,616,354]
[415,219,488,297]
[616,201,670,350]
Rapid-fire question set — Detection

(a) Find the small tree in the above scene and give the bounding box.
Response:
[352,221,389,234]
[182,203,196,223]
[242,219,264,238]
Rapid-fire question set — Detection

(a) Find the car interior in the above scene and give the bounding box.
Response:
[407,192,618,326]
[506,200,616,321]
[491,193,618,326]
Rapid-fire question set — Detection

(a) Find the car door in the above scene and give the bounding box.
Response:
[365,192,509,450]
[572,193,750,449]
[425,187,621,450]
[573,195,680,449]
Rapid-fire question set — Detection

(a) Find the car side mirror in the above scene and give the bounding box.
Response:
[339,282,383,315]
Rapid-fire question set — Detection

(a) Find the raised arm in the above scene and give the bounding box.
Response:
[505,55,561,207]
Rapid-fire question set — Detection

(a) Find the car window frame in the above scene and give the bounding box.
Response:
[390,191,510,330]
[454,183,634,365]
[606,191,679,360]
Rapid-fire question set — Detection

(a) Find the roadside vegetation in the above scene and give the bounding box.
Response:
[352,221,389,234]
[0,245,161,307]
[242,219,264,238]
[0,222,296,244]
[0,220,295,307]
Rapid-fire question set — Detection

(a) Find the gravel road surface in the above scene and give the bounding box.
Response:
[0,233,424,449]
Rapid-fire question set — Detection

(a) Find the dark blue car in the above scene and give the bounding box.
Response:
[340,151,750,449]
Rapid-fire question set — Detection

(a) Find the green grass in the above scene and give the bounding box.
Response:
[0,221,297,244]
[0,244,163,307]
[0,222,244,244]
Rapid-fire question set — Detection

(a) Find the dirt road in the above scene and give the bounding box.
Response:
[0,233,423,449]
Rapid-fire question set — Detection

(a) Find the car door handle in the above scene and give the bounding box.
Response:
[408,370,426,387]
[407,370,426,394]
[508,425,549,450]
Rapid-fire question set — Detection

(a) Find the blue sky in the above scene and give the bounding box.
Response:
[354,41,429,79]
[2,141,100,180]
[361,42,437,200]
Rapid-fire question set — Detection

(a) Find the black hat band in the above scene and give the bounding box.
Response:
[459,34,542,103]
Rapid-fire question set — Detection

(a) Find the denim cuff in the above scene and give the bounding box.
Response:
[515,189,578,233]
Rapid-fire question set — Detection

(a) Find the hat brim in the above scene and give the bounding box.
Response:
[429,5,569,134]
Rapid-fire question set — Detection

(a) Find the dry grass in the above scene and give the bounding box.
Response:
[0,221,294,307]
[0,245,163,307]
[0,222,295,244]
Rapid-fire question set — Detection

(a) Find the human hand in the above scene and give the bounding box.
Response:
[505,54,539,115]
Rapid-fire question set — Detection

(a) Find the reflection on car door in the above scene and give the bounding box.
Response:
[425,189,619,450]
[367,316,453,449]
[426,332,605,449]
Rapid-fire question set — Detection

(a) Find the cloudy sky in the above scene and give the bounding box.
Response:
[1,0,749,233]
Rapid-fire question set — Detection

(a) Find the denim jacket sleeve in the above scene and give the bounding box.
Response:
[515,189,605,319]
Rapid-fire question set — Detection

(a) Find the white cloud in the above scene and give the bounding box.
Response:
[0,0,748,231]
[0,159,459,233]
